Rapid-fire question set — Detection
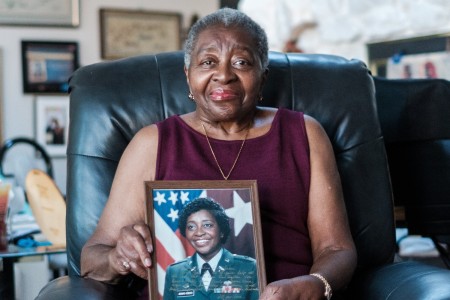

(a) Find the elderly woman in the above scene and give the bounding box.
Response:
[163,197,258,299]
[81,7,357,300]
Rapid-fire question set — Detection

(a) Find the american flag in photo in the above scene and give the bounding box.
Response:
[152,188,256,298]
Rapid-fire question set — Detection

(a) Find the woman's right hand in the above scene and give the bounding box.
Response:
[109,222,154,279]
[81,126,159,283]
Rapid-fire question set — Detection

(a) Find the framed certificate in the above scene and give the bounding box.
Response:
[0,0,79,27]
[100,8,182,60]
[145,180,266,299]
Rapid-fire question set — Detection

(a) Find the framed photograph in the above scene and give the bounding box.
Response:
[367,33,450,77]
[35,96,70,157]
[386,51,450,80]
[145,180,266,300]
[100,8,182,59]
[0,0,79,27]
[21,41,80,94]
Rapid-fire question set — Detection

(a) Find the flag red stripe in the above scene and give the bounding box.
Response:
[155,238,175,270]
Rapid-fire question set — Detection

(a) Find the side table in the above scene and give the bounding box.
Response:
[0,244,66,299]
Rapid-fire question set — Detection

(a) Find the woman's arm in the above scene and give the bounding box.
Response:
[260,115,357,299]
[305,114,357,294]
[80,125,159,283]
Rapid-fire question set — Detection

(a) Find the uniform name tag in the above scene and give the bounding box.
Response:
[177,289,195,297]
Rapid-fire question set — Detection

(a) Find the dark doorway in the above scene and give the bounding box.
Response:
[220,0,239,9]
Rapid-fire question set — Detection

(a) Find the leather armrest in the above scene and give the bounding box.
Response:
[38,261,450,300]
[35,276,137,300]
[350,261,450,300]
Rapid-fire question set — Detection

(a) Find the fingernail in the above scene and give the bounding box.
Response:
[147,246,153,253]
[145,258,152,267]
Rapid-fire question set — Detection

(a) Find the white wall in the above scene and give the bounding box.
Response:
[0,0,219,193]
[239,0,450,63]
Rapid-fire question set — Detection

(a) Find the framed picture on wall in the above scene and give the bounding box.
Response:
[145,180,266,300]
[100,8,182,59]
[386,51,450,80]
[21,41,80,94]
[0,0,80,27]
[367,33,450,77]
[35,96,70,157]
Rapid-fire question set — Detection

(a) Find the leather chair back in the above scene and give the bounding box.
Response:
[67,51,395,277]
[375,77,450,236]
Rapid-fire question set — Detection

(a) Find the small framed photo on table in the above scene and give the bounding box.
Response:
[145,180,266,300]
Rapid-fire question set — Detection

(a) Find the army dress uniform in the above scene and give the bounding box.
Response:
[163,249,259,300]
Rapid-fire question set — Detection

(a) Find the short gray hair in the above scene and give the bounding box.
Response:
[184,8,269,69]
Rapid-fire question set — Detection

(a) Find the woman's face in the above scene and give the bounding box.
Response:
[185,25,267,123]
[185,209,222,261]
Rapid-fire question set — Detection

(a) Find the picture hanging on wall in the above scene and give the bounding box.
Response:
[0,0,80,27]
[22,40,79,94]
[35,96,70,157]
[100,8,182,59]
[386,51,450,80]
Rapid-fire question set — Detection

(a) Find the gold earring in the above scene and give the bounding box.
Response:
[188,92,195,101]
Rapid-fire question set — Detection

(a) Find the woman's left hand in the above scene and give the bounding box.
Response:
[259,275,324,300]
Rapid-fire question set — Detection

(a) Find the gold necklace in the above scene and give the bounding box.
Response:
[201,122,250,180]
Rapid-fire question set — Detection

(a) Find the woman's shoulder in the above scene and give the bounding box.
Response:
[132,124,158,142]
[123,125,159,162]
[232,254,257,264]
[272,108,321,130]
[302,114,326,135]
[167,256,192,270]
[222,249,256,264]
[258,106,309,120]
[256,106,277,119]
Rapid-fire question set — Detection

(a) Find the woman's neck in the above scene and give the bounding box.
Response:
[194,109,257,140]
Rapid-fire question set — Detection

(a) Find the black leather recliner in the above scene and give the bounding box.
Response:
[374,77,450,268]
[36,51,450,299]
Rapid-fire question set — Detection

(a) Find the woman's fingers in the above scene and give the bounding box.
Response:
[131,223,153,268]
[115,223,153,277]
[129,260,149,279]
[112,252,132,276]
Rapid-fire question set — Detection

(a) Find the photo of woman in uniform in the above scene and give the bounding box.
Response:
[163,197,259,300]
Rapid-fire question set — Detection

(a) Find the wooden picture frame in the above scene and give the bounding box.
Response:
[0,0,79,27]
[35,96,70,157]
[100,8,182,60]
[145,180,266,300]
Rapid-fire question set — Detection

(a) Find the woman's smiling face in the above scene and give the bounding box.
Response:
[185,24,267,123]
[185,209,222,261]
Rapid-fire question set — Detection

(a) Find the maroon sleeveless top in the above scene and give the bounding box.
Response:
[155,108,312,282]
